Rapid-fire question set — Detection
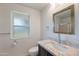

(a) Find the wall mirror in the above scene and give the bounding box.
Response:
[53,5,74,34]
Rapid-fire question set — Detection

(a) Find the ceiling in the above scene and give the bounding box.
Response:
[18,3,50,11]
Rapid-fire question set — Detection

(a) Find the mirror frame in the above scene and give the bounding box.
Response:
[53,5,75,34]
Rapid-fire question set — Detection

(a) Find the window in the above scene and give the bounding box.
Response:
[11,11,30,39]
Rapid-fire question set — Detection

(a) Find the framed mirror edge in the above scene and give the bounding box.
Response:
[53,4,75,34]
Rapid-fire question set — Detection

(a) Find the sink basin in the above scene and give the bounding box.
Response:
[54,44,68,52]
[46,42,68,52]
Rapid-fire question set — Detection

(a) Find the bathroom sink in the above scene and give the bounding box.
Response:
[46,42,68,52]
[38,40,79,56]
[54,44,68,52]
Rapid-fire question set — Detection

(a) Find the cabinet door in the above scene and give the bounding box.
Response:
[38,45,47,56]
[38,45,54,56]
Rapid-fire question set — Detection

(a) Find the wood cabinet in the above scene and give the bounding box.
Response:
[38,45,54,56]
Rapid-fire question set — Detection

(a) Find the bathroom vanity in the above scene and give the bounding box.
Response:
[38,44,54,56]
[38,40,79,56]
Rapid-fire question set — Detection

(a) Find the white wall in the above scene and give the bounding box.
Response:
[0,4,41,55]
[41,3,79,48]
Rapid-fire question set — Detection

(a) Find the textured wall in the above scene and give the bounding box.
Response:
[0,4,41,55]
[41,3,79,49]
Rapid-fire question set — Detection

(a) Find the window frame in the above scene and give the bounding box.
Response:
[10,11,30,39]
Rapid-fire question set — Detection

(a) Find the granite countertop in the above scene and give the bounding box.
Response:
[38,39,79,56]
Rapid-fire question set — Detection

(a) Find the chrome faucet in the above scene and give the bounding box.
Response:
[58,33,61,44]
